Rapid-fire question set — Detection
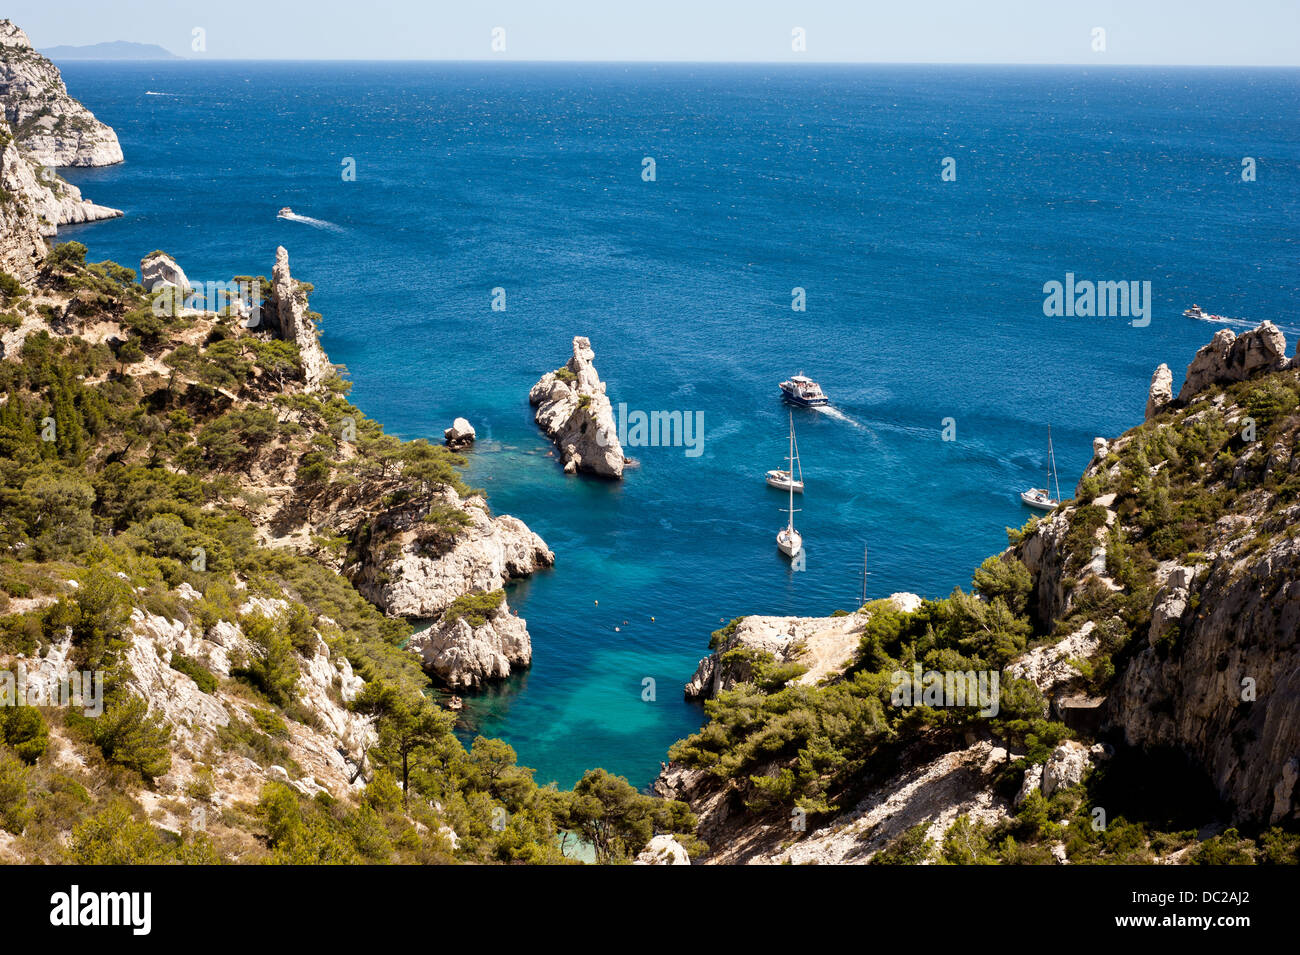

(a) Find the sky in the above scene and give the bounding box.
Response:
[11,0,1300,64]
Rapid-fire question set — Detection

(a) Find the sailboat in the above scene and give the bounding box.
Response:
[776,413,803,557]
[766,415,804,492]
[1020,425,1062,511]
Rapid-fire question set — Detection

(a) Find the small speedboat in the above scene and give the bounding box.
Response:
[1183,303,1229,323]
[779,374,829,407]
[446,695,463,711]
[277,207,293,218]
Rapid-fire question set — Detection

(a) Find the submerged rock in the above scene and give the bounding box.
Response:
[529,335,625,478]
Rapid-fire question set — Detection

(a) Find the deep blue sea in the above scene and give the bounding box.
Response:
[56,62,1300,788]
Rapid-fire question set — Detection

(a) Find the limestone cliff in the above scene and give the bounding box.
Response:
[0,20,124,167]
[529,335,625,477]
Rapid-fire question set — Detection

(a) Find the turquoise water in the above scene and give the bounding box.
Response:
[58,62,1300,787]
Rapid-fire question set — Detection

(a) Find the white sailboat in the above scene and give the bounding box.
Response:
[766,415,804,492]
[776,413,803,557]
[1020,425,1062,511]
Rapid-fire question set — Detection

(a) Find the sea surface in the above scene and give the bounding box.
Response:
[57,62,1300,788]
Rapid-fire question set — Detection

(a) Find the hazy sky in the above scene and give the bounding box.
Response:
[13,0,1300,64]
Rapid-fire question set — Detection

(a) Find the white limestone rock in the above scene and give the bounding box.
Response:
[529,335,625,478]
[0,21,124,166]
[634,834,691,865]
[140,250,192,292]
[1042,741,1092,797]
[263,246,333,391]
[408,600,531,688]
[1145,363,1172,419]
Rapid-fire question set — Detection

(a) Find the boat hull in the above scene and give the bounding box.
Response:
[766,471,804,493]
[777,528,803,557]
[1020,490,1057,511]
[779,388,828,407]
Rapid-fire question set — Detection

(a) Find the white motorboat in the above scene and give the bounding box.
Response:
[779,374,829,407]
[1183,303,1229,323]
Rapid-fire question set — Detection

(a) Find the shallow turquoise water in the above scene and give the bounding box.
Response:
[58,62,1300,787]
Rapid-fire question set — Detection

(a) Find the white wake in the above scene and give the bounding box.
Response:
[278,212,344,232]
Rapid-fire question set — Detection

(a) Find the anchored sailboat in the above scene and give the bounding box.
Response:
[766,415,805,492]
[777,413,803,557]
[1020,425,1062,511]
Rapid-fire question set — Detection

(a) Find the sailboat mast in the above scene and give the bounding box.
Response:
[1048,425,1061,502]
[787,414,796,532]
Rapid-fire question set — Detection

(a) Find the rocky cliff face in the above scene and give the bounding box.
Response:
[0,24,122,281]
[1019,320,1300,826]
[0,122,46,282]
[529,335,625,477]
[0,20,124,167]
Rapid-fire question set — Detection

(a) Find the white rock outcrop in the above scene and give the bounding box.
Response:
[264,246,333,391]
[529,336,625,478]
[140,250,192,292]
[1145,363,1172,419]
[1041,741,1092,797]
[408,603,531,688]
[1177,322,1291,402]
[0,21,124,167]
[634,834,691,865]
[356,494,553,619]
[685,594,923,700]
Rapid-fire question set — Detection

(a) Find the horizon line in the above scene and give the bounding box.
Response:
[44,56,1300,68]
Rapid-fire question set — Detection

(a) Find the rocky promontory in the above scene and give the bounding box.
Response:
[0,20,124,167]
[529,335,625,477]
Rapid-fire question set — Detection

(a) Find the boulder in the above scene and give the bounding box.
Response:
[444,417,476,450]
[529,336,625,478]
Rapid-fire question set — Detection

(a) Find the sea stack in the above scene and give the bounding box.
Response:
[529,335,625,478]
